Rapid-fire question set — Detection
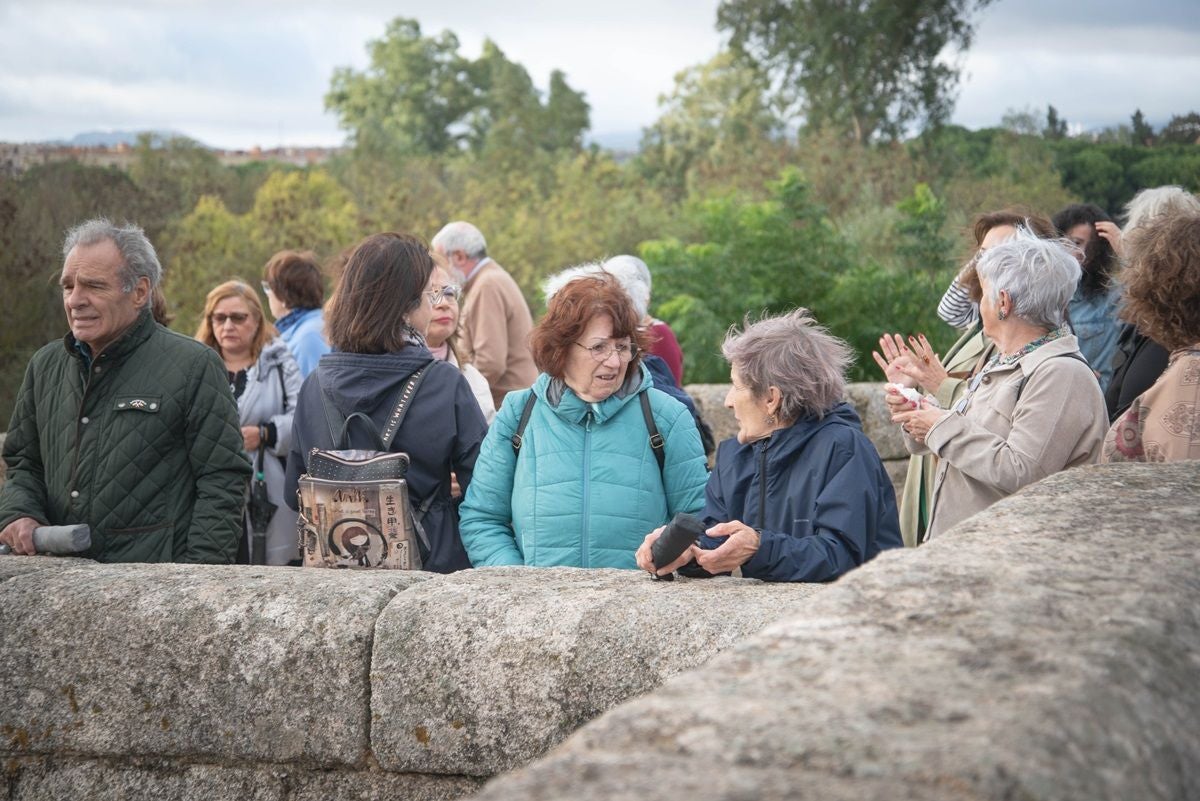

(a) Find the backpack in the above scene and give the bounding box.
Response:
[511,390,665,475]
[296,367,431,569]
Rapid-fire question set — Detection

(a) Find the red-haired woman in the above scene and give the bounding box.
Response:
[459,273,708,569]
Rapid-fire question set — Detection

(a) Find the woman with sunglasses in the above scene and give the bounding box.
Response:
[426,260,496,423]
[196,280,302,565]
[460,272,709,569]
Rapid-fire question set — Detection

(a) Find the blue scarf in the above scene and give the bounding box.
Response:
[274,307,314,336]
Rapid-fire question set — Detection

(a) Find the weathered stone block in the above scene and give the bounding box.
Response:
[11,758,283,801]
[288,768,484,801]
[371,567,824,776]
[0,564,430,766]
[0,555,91,583]
[470,461,1200,801]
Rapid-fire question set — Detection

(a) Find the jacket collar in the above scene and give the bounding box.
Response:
[63,308,156,368]
[534,363,651,425]
[989,333,1081,378]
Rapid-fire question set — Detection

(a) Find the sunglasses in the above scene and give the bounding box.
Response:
[211,312,251,326]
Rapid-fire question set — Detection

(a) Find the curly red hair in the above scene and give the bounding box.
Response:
[531,273,649,380]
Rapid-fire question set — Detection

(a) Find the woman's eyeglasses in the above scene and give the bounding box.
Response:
[426,284,463,305]
[575,341,637,362]
[211,312,251,326]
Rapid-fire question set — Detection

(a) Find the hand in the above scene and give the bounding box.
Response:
[0,517,39,556]
[1094,220,1123,258]
[449,471,461,499]
[872,333,918,388]
[891,407,948,445]
[884,384,919,415]
[901,334,949,395]
[694,520,760,574]
[636,526,696,576]
[241,425,261,451]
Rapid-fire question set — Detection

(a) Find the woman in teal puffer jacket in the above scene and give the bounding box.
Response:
[459,273,708,569]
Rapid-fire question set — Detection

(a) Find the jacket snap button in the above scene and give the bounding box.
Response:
[149,403,157,410]
[70,490,79,498]
[981,375,991,384]
[118,403,126,408]
[81,417,89,424]
[94,366,102,373]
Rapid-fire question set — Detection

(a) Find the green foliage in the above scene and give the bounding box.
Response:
[642,169,850,383]
[718,0,995,143]
[637,51,784,199]
[325,18,589,161]
[1131,109,1154,146]
[1158,112,1200,146]
[163,170,359,333]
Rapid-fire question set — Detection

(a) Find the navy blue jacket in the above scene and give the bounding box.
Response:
[697,402,902,582]
[284,346,488,573]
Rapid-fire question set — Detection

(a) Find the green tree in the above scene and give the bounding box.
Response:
[637,51,785,199]
[325,18,476,155]
[1131,109,1155,146]
[1158,112,1200,145]
[1044,105,1068,140]
[641,169,850,382]
[718,0,996,143]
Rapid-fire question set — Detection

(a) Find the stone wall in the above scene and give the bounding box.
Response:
[0,561,821,800]
[470,460,1200,801]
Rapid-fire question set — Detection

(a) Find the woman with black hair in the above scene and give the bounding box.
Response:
[1052,203,1121,391]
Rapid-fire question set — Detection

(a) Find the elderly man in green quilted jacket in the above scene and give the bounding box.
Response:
[0,219,250,563]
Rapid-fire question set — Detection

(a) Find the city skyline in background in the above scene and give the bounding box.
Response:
[1,0,1198,150]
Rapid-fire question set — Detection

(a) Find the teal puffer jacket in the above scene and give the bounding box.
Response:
[460,365,707,569]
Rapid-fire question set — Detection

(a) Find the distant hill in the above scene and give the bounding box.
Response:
[587,129,641,153]
[61,130,202,148]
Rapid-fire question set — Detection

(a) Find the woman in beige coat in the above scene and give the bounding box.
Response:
[873,210,1057,546]
[888,229,1108,540]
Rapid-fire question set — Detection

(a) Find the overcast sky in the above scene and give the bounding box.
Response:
[0,0,1196,149]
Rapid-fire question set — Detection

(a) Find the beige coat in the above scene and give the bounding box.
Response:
[897,321,995,546]
[904,335,1107,540]
[459,260,537,408]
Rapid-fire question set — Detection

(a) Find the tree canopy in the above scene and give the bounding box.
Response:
[717,0,995,143]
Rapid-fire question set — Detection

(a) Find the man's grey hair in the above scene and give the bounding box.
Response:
[1123,186,1200,233]
[975,227,1080,330]
[543,260,651,320]
[722,309,852,421]
[431,221,488,260]
[63,218,162,291]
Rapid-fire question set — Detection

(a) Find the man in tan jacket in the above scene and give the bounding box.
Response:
[431,221,536,409]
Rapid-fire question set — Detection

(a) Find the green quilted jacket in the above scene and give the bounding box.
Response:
[0,310,251,563]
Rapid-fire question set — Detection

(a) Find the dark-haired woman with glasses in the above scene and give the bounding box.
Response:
[196,279,301,564]
[460,272,708,569]
[426,260,495,423]
[283,233,488,573]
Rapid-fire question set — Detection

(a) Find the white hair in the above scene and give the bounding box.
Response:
[1123,186,1200,233]
[976,227,1081,330]
[543,260,651,320]
[63,218,162,291]
[603,254,653,294]
[431,221,487,259]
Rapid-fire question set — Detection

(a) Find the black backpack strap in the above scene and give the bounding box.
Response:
[1015,352,1092,402]
[510,391,538,457]
[314,365,428,450]
[276,363,288,413]
[380,365,429,449]
[640,392,666,475]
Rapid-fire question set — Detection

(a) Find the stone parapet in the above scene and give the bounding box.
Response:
[471,461,1200,801]
[0,560,821,800]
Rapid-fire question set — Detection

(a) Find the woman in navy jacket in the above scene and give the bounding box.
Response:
[637,309,902,582]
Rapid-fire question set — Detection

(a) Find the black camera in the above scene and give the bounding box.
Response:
[649,512,706,581]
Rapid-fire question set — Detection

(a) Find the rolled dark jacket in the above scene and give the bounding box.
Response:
[695,402,902,582]
[284,345,488,573]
